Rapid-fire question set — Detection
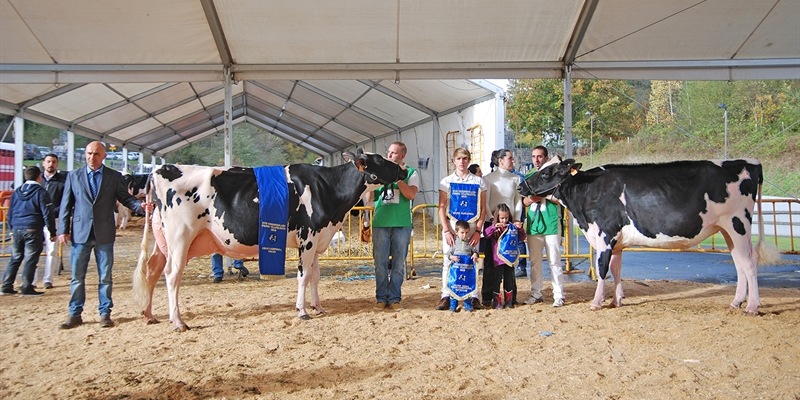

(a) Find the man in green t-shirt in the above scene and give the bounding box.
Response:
[370,142,419,312]
[522,146,565,307]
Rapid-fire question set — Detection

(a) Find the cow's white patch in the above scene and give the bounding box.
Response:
[300,185,314,217]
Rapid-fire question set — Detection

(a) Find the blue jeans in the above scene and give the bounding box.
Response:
[211,253,244,278]
[68,241,114,316]
[1,229,44,292]
[372,226,412,304]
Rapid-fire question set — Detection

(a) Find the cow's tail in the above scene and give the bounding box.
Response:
[132,173,154,308]
[754,166,781,267]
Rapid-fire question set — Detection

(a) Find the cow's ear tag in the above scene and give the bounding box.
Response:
[570,168,579,176]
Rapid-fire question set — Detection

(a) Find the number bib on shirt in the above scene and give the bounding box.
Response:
[447,254,477,301]
[447,182,481,224]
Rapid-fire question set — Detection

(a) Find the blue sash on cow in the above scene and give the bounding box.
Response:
[447,182,481,223]
[447,254,477,301]
[254,166,289,277]
[496,224,520,266]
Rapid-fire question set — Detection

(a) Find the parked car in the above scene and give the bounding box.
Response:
[38,146,52,158]
[24,143,41,160]
[127,152,140,161]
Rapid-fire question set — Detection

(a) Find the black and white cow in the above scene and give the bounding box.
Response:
[518,158,780,315]
[132,151,407,331]
[116,173,149,229]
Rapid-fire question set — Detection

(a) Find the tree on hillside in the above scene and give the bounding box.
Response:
[168,122,318,167]
[506,79,646,150]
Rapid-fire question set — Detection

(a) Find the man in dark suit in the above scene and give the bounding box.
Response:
[57,141,153,329]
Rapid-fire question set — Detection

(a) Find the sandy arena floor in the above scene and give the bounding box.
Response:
[1,218,798,399]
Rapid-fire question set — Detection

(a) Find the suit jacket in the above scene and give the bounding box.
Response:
[59,165,143,245]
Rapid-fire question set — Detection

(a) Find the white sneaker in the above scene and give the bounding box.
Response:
[552,298,565,307]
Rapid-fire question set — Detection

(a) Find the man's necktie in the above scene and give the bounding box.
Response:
[89,170,98,199]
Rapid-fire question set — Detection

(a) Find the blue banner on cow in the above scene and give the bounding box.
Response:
[254,166,289,277]
[447,254,477,301]
[447,182,481,223]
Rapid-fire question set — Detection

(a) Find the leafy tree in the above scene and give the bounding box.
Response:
[506,79,646,151]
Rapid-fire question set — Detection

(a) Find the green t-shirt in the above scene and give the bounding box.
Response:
[372,167,416,228]
[524,169,560,235]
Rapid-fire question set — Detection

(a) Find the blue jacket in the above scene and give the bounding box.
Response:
[7,180,56,236]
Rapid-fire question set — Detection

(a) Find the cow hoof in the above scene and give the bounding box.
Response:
[589,304,602,311]
[298,314,311,320]
[145,318,159,325]
[744,309,760,316]
[310,307,326,315]
[173,324,191,332]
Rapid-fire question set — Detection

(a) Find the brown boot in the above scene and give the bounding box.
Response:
[504,291,514,309]
[435,296,451,311]
[59,315,83,329]
[100,314,114,328]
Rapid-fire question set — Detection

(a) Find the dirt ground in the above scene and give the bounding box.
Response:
[1,218,799,400]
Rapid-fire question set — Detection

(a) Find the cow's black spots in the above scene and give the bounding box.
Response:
[176,197,182,206]
[185,187,201,203]
[744,208,752,224]
[305,242,313,251]
[165,188,177,208]
[732,216,746,236]
[210,168,260,247]
[224,239,230,245]
[157,164,183,181]
[197,208,209,219]
[598,248,613,279]
[739,178,755,198]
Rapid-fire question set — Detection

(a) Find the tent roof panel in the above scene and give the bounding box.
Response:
[79,103,148,133]
[576,1,791,62]
[217,0,398,64]
[1,0,220,65]
[30,84,124,122]
[107,83,165,99]
[134,83,198,113]
[398,0,582,63]
[1,0,797,157]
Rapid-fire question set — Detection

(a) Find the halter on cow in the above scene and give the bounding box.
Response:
[518,158,780,315]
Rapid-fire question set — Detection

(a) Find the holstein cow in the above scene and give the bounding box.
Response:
[116,173,149,229]
[133,151,407,331]
[518,158,780,315]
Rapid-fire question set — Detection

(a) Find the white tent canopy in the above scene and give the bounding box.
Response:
[1,0,798,159]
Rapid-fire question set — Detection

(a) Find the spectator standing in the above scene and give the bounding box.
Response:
[371,141,419,311]
[210,253,247,283]
[522,146,565,307]
[480,149,524,306]
[35,153,66,289]
[57,141,154,329]
[0,166,56,296]
[435,147,486,310]
[468,164,482,177]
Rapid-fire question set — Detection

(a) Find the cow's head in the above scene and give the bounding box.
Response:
[518,158,582,197]
[342,149,408,185]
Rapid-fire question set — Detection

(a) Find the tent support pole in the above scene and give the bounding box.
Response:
[223,66,233,167]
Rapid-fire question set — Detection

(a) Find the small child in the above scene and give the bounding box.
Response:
[447,219,479,312]
[484,203,526,309]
